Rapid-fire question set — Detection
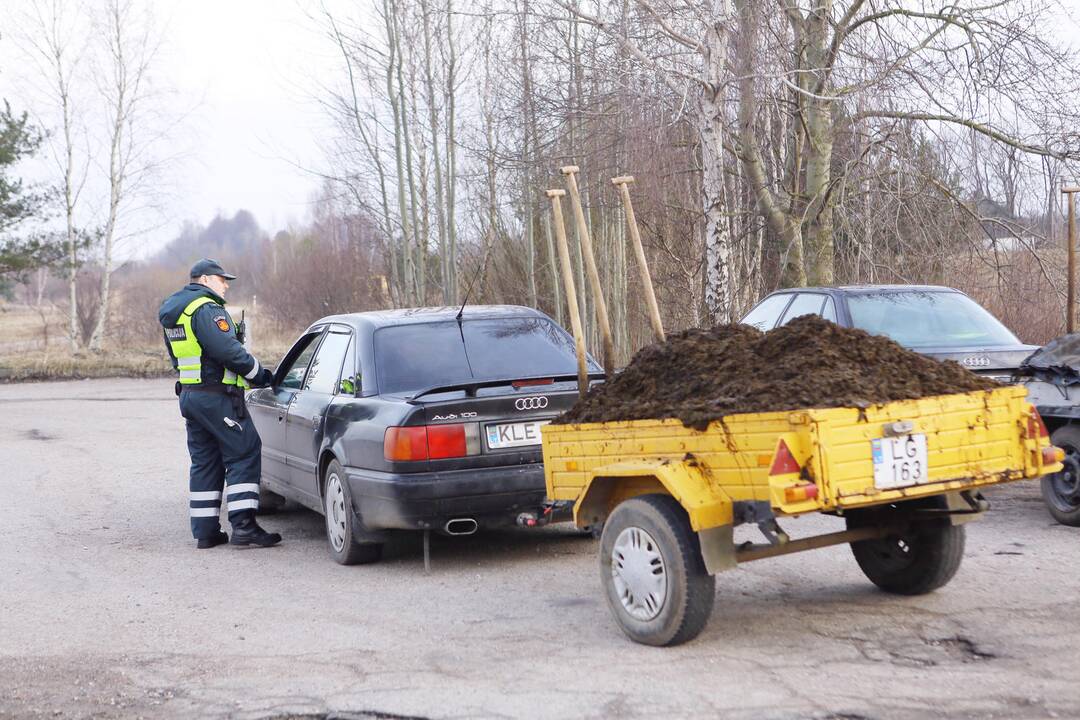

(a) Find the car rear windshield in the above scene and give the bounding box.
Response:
[374,317,594,394]
[846,291,1020,348]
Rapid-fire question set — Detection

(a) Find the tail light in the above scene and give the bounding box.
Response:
[1027,408,1049,439]
[769,439,801,476]
[384,424,481,461]
[784,484,819,503]
[513,378,555,388]
[1043,446,1065,465]
[384,426,429,461]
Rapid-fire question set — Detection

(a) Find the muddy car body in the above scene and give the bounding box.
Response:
[247,305,601,564]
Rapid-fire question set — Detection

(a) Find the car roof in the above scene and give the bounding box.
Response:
[779,284,960,295]
[310,304,550,333]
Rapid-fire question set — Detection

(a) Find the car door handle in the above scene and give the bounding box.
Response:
[277,414,284,423]
[312,415,322,430]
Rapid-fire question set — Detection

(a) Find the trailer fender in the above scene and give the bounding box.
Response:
[574,459,737,574]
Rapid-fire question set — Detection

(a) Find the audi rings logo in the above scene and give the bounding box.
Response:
[961,356,991,368]
[515,396,549,411]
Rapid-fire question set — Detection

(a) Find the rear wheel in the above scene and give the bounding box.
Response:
[599,494,714,646]
[847,500,964,595]
[1042,425,1080,526]
[323,460,383,565]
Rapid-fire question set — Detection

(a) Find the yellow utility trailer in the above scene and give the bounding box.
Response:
[542,386,1063,646]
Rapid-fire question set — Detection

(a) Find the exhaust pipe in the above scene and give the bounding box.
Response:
[444,518,478,536]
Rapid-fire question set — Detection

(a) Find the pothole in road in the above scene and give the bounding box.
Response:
[265,712,431,720]
[850,631,996,668]
[23,428,56,441]
[925,635,996,663]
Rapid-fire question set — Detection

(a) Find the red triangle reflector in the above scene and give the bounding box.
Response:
[769,439,802,476]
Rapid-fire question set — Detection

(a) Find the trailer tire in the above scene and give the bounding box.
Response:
[599,494,714,646]
[1042,425,1080,526]
[848,508,964,595]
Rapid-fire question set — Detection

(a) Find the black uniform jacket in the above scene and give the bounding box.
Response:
[158,283,260,386]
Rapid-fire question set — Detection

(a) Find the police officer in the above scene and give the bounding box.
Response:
[158,258,282,549]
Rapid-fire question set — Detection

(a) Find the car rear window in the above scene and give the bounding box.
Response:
[374,317,596,394]
[846,291,1020,348]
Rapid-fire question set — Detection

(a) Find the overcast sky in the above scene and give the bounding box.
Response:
[0,0,349,259]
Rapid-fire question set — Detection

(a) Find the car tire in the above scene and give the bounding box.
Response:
[599,494,715,647]
[847,500,964,595]
[1042,425,1080,526]
[323,459,383,565]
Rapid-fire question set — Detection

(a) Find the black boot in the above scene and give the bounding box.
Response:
[196,531,229,549]
[230,517,282,547]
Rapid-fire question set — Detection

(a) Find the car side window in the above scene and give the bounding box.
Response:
[741,293,794,331]
[304,331,352,394]
[279,333,322,390]
[821,296,837,323]
[338,336,358,395]
[778,293,826,326]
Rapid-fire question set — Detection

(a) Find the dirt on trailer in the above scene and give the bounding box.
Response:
[555,314,1000,430]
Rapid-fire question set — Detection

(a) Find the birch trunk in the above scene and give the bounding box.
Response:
[384,0,413,305]
[701,0,734,323]
[444,0,458,302]
[420,0,449,303]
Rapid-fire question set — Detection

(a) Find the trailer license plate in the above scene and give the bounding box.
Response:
[486,421,548,449]
[872,434,929,490]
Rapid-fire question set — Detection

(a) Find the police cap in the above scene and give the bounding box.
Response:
[189,258,238,280]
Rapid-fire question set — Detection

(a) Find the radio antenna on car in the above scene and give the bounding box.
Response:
[457,231,494,323]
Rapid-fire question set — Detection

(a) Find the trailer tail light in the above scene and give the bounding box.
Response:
[1043,446,1065,465]
[769,439,801,476]
[784,484,819,503]
[384,426,429,461]
[1027,408,1049,439]
[384,424,482,461]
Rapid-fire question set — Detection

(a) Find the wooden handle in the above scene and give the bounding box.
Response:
[560,165,580,175]
[562,166,615,377]
[611,175,635,185]
[615,179,665,342]
[547,190,590,399]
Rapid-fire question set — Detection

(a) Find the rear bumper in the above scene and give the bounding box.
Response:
[343,463,548,531]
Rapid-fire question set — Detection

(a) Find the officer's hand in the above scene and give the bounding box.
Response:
[252,368,275,388]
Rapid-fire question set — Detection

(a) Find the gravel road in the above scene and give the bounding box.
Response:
[2,378,1078,719]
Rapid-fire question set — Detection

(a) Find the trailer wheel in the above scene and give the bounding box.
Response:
[1042,426,1080,526]
[848,506,964,595]
[599,494,714,646]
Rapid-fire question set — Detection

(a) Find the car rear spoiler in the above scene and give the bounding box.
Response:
[406,372,607,404]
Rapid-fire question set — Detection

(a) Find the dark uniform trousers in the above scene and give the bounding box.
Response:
[179,390,262,539]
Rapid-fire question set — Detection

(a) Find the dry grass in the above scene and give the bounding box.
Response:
[0,303,293,383]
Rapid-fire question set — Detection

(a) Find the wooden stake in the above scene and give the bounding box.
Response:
[547,189,589,398]
[612,175,665,343]
[561,165,615,377]
[1065,186,1080,333]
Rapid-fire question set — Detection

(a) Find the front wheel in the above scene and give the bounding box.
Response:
[599,494,715,647]
[323,460,383,566]
[1042,425,1080,526]
[848,507,964,595]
